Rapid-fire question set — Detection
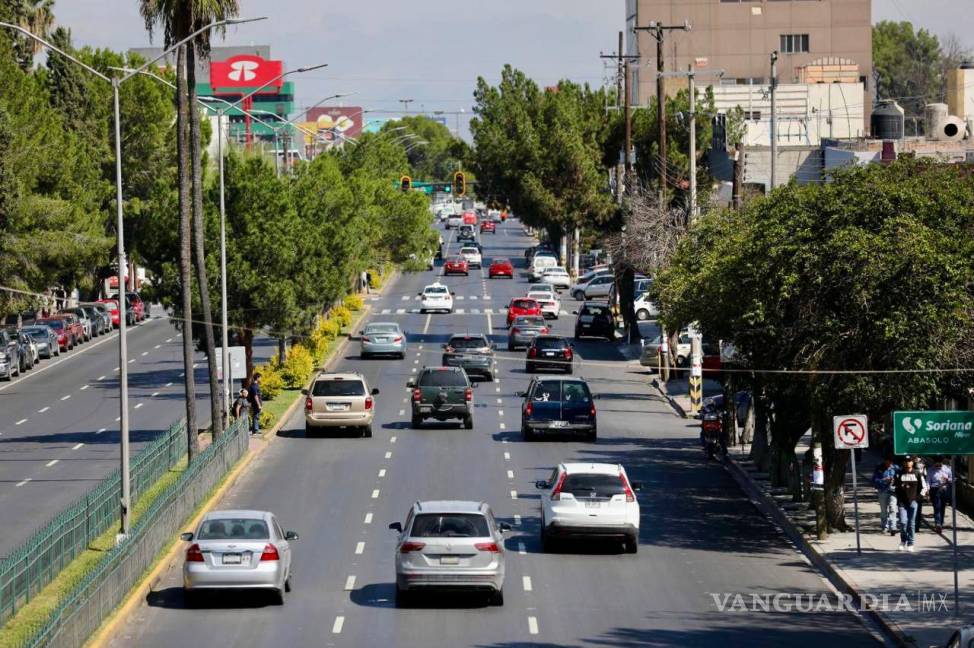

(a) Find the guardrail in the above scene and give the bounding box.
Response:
[19,417,250,648]
[0,420,188,626]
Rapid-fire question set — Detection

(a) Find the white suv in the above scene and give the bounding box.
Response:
[535,463,641,553]
[459,246,482,268]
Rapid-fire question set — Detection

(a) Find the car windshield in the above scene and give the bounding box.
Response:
[425,286,448,295]
[410,513,489,538]
[515,316,546,328]
[582,305,610,316]
[312,379,366,397]
[21,327,48,336]
[419,369,467,387]
[365,324,400,334]
[38,320,63,330]
[534,337,567,350]
[448,337,488,349]
[197,518,270,540]
[561,474,625,499]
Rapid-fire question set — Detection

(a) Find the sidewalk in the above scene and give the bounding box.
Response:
[656,379,973,647]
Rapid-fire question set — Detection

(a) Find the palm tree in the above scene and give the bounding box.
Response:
[5,0,55,69]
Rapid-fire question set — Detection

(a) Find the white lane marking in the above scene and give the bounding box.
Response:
[141,351,148,357]
[80,385,88,391]
[422,313,432,335]
[401,295,410,301]
[514,514,522,526]
[419,345,424,350]
[528,617,539,635]
[470,295,478,301]
[176,333,182,337]
[371,489,380,499]
[523,576,533,592]
[154,344,161,350]
[390,436,397,444]
[332,616,345,634]
[97,427,106,434]
[502,438,509,444]
[504,452,510,460]
[114,366,120,371]
[134,403,143,409]
[497,398,502,404]
[494,377,500,383]
[98,375,106,381]
[384,451,392,459]
[381,308,391,315]
[72,443,84,450]
[410,367,417,373]
[192,363,199,369]
[378,469,386,478]
[486,310,493,335]
[151,392,159,397]
[355,541,365,555]
[16,478,32,487]
[46,459,58,467]
[507,470,515,479]
[344,575,357,591]
[364,513,373,524]
[402,397,408,404]
[518,542,526,555]
[165,338,172,343]
[165,382,173,387]
[15,419,27,425]
[398,409,405,416]
[60,395,71,401]
[456,295,465,301]
[413,359,418,364]
[115,416,121,422]
[128,359,135,364]
[179,373,185,378]
[496,387,501,393]
[499,423,506,430]
[456,308,465,314]
[510,490,518,500]
[498,410,504,417]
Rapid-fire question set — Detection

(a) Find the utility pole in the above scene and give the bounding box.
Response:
[769,50,778,192]
[399,98,414,114]
[600,32,636,200]
[624,58,632,193]
[634,20,691,204]
[688,66,696,223]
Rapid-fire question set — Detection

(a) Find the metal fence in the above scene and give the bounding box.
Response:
[23,417,250,648]
[0,420,187,626]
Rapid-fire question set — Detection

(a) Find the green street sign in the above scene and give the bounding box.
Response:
[893,410,974,455]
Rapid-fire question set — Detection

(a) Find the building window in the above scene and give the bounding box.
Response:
[780,34,809,53]
[744,110,762,121]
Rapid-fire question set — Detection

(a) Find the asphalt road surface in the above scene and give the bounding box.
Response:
[108,218,881,647]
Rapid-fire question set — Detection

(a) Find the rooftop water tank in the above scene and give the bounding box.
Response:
[925,103,949,139]
[871,100,904,140]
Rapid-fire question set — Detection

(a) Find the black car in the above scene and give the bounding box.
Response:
[526,336,574,374]
[573,302,615,340]
[517,377,597,442]
[14,330,35,371]
[441,334,496,381]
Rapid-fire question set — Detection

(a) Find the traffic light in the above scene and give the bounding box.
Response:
[400,175,412,192]
[453,171,466,197]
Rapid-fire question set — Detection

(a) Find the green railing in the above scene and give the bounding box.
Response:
[0,420,187,626]
[24,417,250,648]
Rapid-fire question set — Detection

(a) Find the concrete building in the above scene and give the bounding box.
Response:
[624,0,873,117]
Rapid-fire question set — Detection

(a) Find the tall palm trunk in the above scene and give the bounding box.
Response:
[176,45,199,462]
[186,41,224,438]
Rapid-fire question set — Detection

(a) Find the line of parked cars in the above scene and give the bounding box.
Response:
[1,292,149,380]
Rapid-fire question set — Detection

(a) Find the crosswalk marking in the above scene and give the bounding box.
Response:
[395,308,406,314]
[381,308,391,314]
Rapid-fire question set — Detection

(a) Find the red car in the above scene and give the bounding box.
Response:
[462,211,478,226]
[124,292,147,321]
[53,313,84,346]
[443,256,469,276]
[36,318,74,351]
[480,220,496,234]
[96,298,121,327]
[489,258,514,279]
[506,298,542,326]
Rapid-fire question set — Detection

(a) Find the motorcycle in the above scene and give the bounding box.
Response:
[700,398,724,460]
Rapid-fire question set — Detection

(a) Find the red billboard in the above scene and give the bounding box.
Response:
[307,106,363,142]
[209,54,283,90]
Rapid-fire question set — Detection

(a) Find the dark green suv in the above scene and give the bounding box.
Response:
[409,367,475,429]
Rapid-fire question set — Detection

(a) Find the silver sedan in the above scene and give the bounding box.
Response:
[181,509,298,605]
[360,322,407,359]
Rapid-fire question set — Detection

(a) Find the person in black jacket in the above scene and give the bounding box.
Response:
[894,456,926,551]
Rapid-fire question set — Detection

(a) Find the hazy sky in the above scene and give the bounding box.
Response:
[49,1,974,132]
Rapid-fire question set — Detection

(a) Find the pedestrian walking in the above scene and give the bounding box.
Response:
[232,388,250,423]
[928,456,953,533]
[893,456,925,551]
[360,270,369,294]
[872,454,899,535]
[247,374,263,436]
[366,271,373,293]
[914,455,928,531]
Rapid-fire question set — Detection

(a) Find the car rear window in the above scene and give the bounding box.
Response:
[492,258,510,265]
[410,513,490,538]
[562,474,626,499]
[460,248,478,254]
[366,324,399,334]
[419,369,467,387]
[534,337,567,350]
[515,316,546,328]
[312,379,366,397]
[426,286,448,294]
[448,337,488,349]
[512,299,537,309]
[582,305,609,316]
[531,380,562,400]
[197,518,270,540]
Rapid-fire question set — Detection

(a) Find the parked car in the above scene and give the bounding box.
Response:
[304,372,379,437]
[14,330,36,371]
[505,297,542,327]
[633,291,659,321]
[526,336,574,374]
[35,318,73,351]
[569,269,613,300]
[535,463,641,553]
[443,256,469,277]
[0,329,22,379]
[388,500,508,607]
[518,377,597,442]
[571,273,615,301]
[86,304,112,335]
[480,220,496,234]
[574,302,616,340]
[180,509,298,605]
[53,313,85,346]
[441,334,496,381]
[60,309,92,341]
[507,315,549,350]
[527,288,560,320]
[541,266,571,290]
[530,254,558,282]
[360,322,407,359]
[408,366,475,429]
[420,283,455,314]
[459,246,483,268]
[21,325,59,359]
[488,258,514,279]
[126,292,148,321]
[96,298,120,328]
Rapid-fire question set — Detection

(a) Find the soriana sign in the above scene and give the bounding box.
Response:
[210,55,284,90]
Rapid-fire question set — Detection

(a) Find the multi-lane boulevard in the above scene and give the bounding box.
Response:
[107,218,880,647]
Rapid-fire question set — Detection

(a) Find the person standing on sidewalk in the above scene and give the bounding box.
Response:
[232,388,250,425]
[894,456,925,551]
[928,456,953,533]
[872,455,899,535]
[247,374,263,436]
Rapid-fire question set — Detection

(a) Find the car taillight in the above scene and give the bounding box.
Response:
[525,402,533,416]
[550,471,568,501]
[400,541,426,553]
[590,403,597,418]
[361,336,371,343]
[305,396,313,412]
[542,327,550,334]
[393,336,403,343]
[511,328,520,335]
[465,388,473,402]
[186,544,204,562]
[260,544,280,561]
[621,473,635,503]
[365,396,373,410]
[445,346,454,353]
[564,348,573,360]
[412,388,422,402]
[475,542,500,552]
[528,347,537,358]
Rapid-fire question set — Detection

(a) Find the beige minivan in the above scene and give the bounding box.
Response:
[304,372,379,437]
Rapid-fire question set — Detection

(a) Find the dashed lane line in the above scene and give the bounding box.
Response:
[72,443,84,450]
[15,419,26,426]
[371,489,380,499]
[522,576,533,592]
[355,541,365,555]
[504,452,510,460]
[528,617,539,635]
[364,513,373,524]
[80,385,88,391]
[378,469,386,478]
[384,451,392,459]
[332,616,345,634]
[510,490,518,500]
[344,575,357,591]
[46,459,58,467]
[134,403,143,409]
[517,542,526,555]
[16,478,31,487]
[37,406,49,413]
[60,395,71,401]
[507,470,515,479]
[514,514,522,526]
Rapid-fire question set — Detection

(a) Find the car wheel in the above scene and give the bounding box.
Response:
[271,588,285,605]
[399,352,406,360]
[362,424,373,438]
[489,589,504,606]
[636,309,649,321]
[574,329,581,340]
[522,427,534,442]
[360,352,369,360]
[525,363,533,373]
[624,536,638,554]
[183,589,202,608]
[395,585,412,608]
[285,574,293,592]
[541,528,555,553]
[507,343,514,351]
[586,428,597,443]
[411,414,422,429]
[572,290,584,300]
[463,415,474,430]
[564,367,573,375]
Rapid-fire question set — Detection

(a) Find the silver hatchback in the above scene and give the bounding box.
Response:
[389,500,509,606]
[181,509,298,605]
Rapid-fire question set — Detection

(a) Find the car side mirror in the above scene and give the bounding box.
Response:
[498,522,512,532]
[285,530,299,541]
[451,291,456,296]
[180,532,193,541]
[571,310,578,315]
[441,343,447,349]
[371,387,380,395]
[594,394,601,400]
[630,481,643,491]
[388,522,403,533]
[471,382,480,388]
[515,391,525,398]
[417,292,422,297]
[535,480,548,490]
[301,388,308,395]
[406,380,415,388]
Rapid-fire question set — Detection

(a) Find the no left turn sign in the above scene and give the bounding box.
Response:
[833,415,869,450]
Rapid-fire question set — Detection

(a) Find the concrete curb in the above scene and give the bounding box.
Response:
[650,377,689,419]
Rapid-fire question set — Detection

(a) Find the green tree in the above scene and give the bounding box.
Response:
[873,21,946,121]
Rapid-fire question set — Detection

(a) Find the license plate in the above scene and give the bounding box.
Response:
[222,553,242,564]
[326,403,350,411]
[544,352,556,357]
[584,501,601,509]
[580,315,594,323]
[440,556,459,565]
[550,420,567,428]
